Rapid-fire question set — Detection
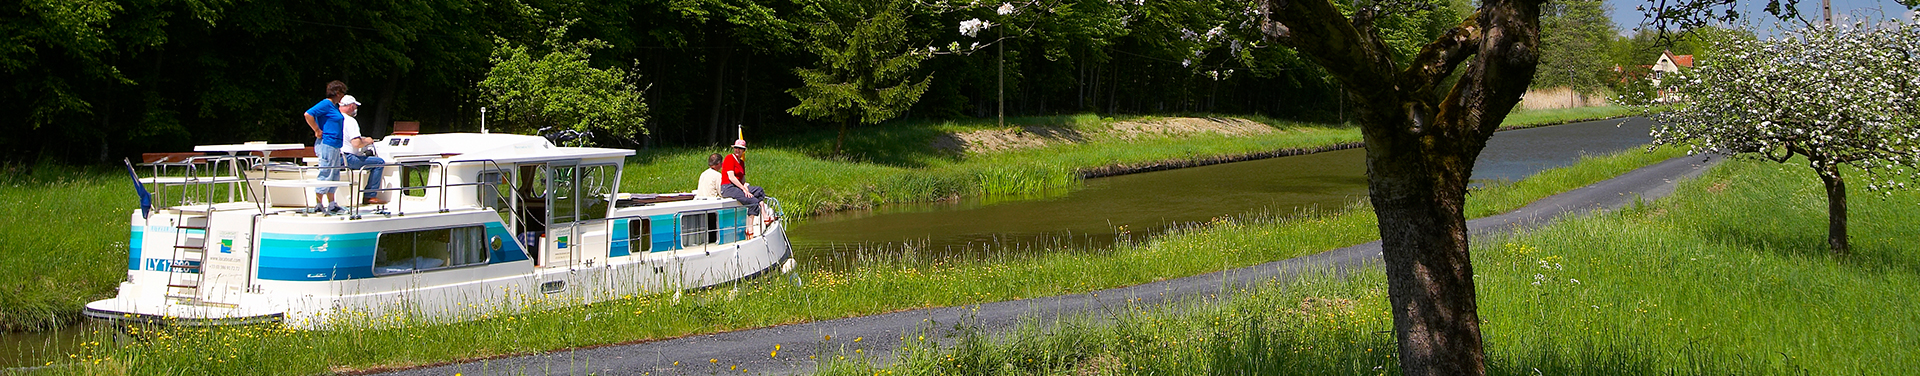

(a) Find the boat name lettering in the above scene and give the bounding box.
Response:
[143,258,171,272]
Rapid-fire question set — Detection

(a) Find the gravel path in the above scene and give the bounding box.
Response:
[378,153,1722,376]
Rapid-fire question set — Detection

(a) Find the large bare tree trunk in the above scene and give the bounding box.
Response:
[1262,0,1542,374]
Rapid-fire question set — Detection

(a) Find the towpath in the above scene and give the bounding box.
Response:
[379,153,1723,376]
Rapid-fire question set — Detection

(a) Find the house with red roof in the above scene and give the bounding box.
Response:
[1650,49,1694,87]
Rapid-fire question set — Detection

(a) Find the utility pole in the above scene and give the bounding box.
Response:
[1824,0,1831,26]
[1569,67,1576,108]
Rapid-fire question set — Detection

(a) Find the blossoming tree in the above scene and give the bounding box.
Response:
[1641,23,1920,254]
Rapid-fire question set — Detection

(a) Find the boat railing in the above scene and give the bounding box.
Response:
[307,158,518,219]
[135,154,267,212]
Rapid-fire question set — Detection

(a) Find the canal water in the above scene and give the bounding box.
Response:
[0,116,1653,368]
[789,116,1655,260]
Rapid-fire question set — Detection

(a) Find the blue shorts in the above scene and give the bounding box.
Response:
[316,143,343,194]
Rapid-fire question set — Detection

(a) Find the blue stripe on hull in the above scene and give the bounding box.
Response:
[609,218,631,257]
[258,232,378,281]
[651,214,678,252]
[257,221,528,281]
[486,222,529,263]
[127,226,144,270]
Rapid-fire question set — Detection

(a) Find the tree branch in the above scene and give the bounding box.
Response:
[1396,12,1482,97]
[1258,0,1397,92]
[1431,0,1543,140]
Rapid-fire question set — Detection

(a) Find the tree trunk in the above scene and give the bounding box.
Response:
[1261,0,1542,374]
[1816,162,1850,255]
[834,119,848,155]
[735,57,752,130]
[1362,106,1489,376]
[708,48,734,146]
[375,73,401,136]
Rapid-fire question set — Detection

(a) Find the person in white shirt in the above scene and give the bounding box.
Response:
[695,153,724,198]
[339,95,388,205]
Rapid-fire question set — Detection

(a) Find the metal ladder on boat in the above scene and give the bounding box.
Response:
[159,158,221,305]
[165,207,212,303]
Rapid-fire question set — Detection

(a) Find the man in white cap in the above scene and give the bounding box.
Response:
[339,95,388,205]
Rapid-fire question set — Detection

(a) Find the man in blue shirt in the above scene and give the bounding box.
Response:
[303,80,349,213]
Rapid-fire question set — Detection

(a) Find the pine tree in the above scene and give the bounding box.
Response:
[786,0,932,154]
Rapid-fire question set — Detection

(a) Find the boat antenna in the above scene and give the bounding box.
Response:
[481,107,489,134]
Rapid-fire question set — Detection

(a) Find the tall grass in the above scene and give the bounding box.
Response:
[0,165,134,332]
[1518,87,1614,110]
[14,144,1686,374]
[817,158,1920,375]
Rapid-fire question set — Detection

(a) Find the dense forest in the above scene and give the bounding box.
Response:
[4,0,1668,163]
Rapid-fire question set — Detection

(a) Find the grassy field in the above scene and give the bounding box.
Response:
[814,158,1920,375]
[17,143,1683,374]
[0,166,137,333]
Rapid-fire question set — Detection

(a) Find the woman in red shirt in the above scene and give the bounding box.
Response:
[720,139,772,230]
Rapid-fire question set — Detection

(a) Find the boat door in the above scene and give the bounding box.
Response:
[541,162,615,272]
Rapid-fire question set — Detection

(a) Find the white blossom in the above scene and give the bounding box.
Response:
[959,18,993,37]
[997,3,1015,15]
[1632,22,1920,195]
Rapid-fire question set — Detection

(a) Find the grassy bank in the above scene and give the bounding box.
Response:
[0,167,135,333]
[1499,106,1630,129]
[23,145,1683,374]
[818,158,1920,375]
[623,113,1363,216]
[624,107,1627,217]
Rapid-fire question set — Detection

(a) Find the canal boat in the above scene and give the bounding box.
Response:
[85,132,791,328]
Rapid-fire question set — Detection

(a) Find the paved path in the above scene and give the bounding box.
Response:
[381,154,1722,376]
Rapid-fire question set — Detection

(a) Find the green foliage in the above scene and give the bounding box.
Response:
[786,0,932,151]
[1533,0,1616,92]
[479,24,650,144]
[1320,0,1465,65]
[0,0,1544,163]
[0,0,122,125]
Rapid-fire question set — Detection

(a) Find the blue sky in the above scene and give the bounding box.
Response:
[1605,0,1918,35]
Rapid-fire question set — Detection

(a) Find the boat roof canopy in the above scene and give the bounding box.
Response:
[387,133,634,164]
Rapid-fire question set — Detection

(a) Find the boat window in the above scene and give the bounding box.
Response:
[551,166,577,223]
[680,212,713,247]
[629,218,651,253]
[530,166,549,199]
[373,225,488,276]
[402,164,433,197]
[479,170,513,225]
[579,165,612,221]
